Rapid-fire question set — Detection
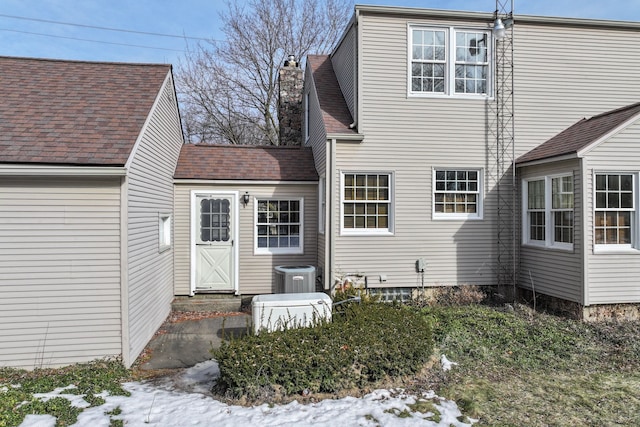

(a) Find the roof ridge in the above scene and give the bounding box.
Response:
[587,101,640,121]
[0,55,170,67]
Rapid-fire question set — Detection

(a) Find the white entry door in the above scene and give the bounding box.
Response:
[194,194,236,292]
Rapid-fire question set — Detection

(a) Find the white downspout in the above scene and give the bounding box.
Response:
[582,159,589,308]
[329,137,337,293]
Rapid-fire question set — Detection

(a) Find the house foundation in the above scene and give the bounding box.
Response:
[518,288,640,321]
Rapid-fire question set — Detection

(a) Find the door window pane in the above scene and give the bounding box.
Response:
[200,198,230,242]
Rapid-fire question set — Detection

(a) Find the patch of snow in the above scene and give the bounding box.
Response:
[32,385,91,409]
[19,414,56,427]
[18,381,475,427]
[441,354,459,371]
[18,359,475,427]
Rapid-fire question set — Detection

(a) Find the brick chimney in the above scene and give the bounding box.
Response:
[278,55,303,146]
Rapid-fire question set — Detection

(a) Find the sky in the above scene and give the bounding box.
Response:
[1,0,640,67]
[18,358,476,427]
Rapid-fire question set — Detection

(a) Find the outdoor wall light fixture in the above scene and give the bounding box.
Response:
[243,192,250,206]
[493,18,506,39]
[493,12,514,40]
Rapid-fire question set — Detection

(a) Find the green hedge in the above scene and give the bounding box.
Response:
[213,302,434,399]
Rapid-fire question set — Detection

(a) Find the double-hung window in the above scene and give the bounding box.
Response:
[552,176,574,244]
[256,199,303,254]
[433,169,482,219]
[527,180,546,242]
[523,175,574,249]
[410,26,491,97]
[595,173,634,247]
[342,172,392,234]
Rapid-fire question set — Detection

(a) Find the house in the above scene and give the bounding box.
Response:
[4,4,640,369]
[304,5,640,316]
[0,57,184,368]
[172,144,318,296]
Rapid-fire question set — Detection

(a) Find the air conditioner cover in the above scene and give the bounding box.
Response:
[252,292,332,334]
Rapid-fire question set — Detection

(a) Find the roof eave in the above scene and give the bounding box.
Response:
[0,164,127,176]
[174,178,317,185]
[327,132,364,142]
[516,153,579,168]
[355,4,640,30]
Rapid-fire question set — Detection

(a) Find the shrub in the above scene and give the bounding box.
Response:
[212,301,433,399]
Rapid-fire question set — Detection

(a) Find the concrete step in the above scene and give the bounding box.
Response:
[171,295,244,313]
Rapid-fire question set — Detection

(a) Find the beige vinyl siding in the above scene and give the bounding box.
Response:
[512,22,640,157]
[0,177,121,368]
[125,74,184,365]
[330,14,497,288]
[305,69,328,284]
[583,121,640,305]
[325,12,640,289]
[173,183,191,295]
[304,69,327,176]
[173,183,318,295]
[518,160,583,303]
[331,24,357,118]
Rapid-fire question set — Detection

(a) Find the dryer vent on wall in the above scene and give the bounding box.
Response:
[274,265,316,293]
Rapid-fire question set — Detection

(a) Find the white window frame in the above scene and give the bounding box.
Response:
[318,176,326,234]
[525,178,546,245]
[254,198,304,255]
[340,171,394,236]
[551,175,574,247]
[432,168,483,220]
[521,174,574,251]
[408,25,493,98]
[593,172,638,253]
[158,213,172,252]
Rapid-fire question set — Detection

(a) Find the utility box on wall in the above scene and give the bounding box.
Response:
[274,265,316,293]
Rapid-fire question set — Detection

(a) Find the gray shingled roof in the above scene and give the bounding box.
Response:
[0,56,171,166]
[517,102,640,165]
[174,144,318,181]
[307,55,357,135]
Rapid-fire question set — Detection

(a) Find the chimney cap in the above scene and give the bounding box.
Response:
[284,54,298,67]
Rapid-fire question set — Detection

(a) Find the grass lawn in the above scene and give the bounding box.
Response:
[422,304,640,426]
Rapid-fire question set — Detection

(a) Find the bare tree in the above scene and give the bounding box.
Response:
[177,0,351,145]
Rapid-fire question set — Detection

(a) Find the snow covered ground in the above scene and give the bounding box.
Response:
[19,358,475,427]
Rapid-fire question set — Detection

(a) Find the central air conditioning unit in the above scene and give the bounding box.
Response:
[274,265,316,293]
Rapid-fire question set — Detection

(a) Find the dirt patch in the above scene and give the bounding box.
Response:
[166,310,245,323]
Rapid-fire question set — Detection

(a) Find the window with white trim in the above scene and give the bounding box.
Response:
[595,173,634,246]
[159,213,171,252]
[342,172,392,233]
[527,179,545,242]
[552,176,574,244]
[433,169,482,219]
[255,199,303,254]
[410,26,491,97]
[523,174,574,249]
